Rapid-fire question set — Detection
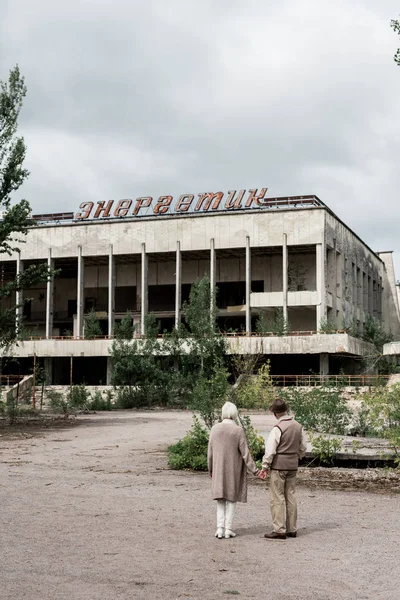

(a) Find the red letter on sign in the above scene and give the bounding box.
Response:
[132,197,152,216]
[75,202,94,219]
[245,188,268,207]
[225,190,246,209]
[175,194,194,212]
[154,196,173,214]
[93,200,114,218]
[113,199,132,217]
[195,192,224,211]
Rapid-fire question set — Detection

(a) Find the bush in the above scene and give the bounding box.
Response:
[309,434,342,465]
[46,389,69,416]
[88,389,113,411]
[233,362,274,410]
[168,416,209,470]
[279,386,351,434]
[168,414,265,471]
[67,385,90,410]
[239,414,265,462]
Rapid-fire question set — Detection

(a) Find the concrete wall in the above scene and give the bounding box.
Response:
[2,333,373,358]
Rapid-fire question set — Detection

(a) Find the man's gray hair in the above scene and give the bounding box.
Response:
[221,401,238,421]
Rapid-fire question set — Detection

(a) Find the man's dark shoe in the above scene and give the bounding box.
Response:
[264,532,286,540]
[287,532,297,538]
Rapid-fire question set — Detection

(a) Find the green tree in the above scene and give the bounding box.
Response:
[84,308,102,339]
[110,313,167,407]
[361,315,394,374]
[391,17,400,66]
[0,65,54,349]
[114,312,134,339]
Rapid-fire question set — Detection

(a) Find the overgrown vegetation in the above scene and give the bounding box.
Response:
[84,309,103,339]
[279,385,351,435]
[391,16,400,66]
[109,276,229,421]
[0,65,56,350]
[167,413,265,471]
[45,386,114,416]
[231,361,275,410]
[255,308,289,335]
[353,383,400,465]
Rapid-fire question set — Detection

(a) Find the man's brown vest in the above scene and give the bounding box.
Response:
[271,418,303,471]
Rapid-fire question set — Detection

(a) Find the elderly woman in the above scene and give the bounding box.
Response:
[208,401,262,539]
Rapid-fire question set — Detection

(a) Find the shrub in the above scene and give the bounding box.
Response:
[279,386,351,434]
[46,389,69,416]
[239,414,265,462]
[233,362,274,410]
[309,434,342,465]
[88,389,113,411]
[67,385,90,410]
[168,414,265,471]
[168,417,209,470]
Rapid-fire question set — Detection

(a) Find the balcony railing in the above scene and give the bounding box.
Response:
[271,374,390,387]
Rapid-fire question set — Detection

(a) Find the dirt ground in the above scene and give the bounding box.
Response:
[1,410,399,600]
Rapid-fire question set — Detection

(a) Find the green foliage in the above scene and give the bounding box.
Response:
[114,313,134,340]
[189,360,229,428]
[356,384,400,463]
[279,386,351,434]
[318,317,337,334]
[0,66,56,350]
[309,434,342,465]
[110,279,228,420]
[361,315,394,374]
[233,361,275,409]
[239,414,265,462]
[255,309,289,335]
[391,17,400,66]
[168,416,209,470]
[168,414,264,471]
[183,275,215,336]
[111,313,168,407]
[88,389,113,411]
[85,309,103,339]
[67,384,90,410]
[46,389,70,416]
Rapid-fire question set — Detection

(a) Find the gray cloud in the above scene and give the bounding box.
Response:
[1,0,400,273]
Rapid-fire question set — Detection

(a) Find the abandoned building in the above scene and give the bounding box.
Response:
[1,189,399,384]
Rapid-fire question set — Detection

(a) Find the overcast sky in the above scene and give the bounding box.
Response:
[1,0,400,272]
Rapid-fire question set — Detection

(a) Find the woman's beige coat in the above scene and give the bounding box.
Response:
[207,419,258,503]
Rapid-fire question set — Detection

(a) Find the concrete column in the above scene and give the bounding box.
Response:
[316,241,326,330]
[210,238,216,322]
[140,243,148,335]
[175,241,182,328]
[44,357,53,385]
[319,353,329,375]
[77,246,84,337]
[282,233,288,326]
[245,236,251,333]
[45,249,54,339]
[15,254,24,336]
[108,244,115,337]
[106,357,113,385]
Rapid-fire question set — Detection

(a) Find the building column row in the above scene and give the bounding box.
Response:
[17,234,303,338]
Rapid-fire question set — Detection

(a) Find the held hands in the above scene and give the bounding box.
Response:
[257,469,268,481]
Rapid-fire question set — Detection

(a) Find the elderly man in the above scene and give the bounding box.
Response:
[260,398,307,540]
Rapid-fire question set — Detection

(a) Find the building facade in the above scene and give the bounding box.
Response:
[1,191,399,384]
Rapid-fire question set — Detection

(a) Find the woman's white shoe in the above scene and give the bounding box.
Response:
[215,528,224,539]
[224,529,236,539]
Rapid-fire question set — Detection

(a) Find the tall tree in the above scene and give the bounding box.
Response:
[0,65,54,348]
[391,17,400,66]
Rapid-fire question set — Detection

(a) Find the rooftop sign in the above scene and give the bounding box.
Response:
[75,188,269,220]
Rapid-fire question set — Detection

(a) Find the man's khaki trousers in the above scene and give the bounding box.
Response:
[269,469,298,534]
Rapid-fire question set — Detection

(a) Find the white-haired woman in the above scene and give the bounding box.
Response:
[207,401,263,539]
